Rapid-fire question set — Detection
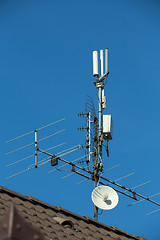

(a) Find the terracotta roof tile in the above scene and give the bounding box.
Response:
[0,185,147,240]
[99,227,111,236]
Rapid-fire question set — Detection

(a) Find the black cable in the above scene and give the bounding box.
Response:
[55,167,71,172]
[98,209,103,215]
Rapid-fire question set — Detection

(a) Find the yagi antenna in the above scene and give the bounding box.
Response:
[6,144,81,179]
[6,118,67,172]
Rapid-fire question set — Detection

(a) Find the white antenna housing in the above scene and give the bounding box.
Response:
[105,48,108,74]
[100,49,104,76]
[93,51,99,77]
[103,115,113,140]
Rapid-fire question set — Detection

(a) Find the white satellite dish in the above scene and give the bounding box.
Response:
[91,185,119,210]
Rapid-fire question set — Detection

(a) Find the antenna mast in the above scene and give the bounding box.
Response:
[6,50,160,220]
[93,49,109,220]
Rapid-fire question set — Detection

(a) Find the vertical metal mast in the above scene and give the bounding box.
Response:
[35,130,38,168]
[93,49,108,220]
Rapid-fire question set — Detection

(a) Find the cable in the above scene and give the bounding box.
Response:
[55,167,71,172]
[49,155,88,173]
[98,210,103,215]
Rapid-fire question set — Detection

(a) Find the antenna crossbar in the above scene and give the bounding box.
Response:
[100,175,160,207]
[45,152,160,208]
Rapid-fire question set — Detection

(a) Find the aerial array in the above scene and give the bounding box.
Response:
[5,49,160,219]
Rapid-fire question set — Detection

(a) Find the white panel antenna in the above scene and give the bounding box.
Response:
[93,51,99,77]
[105,48,108,74]
[93,48,108,78]
[100,49,104,76]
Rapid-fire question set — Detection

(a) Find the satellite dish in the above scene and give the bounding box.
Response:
[91,185,119,210]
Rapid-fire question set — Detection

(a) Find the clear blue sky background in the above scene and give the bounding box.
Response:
[0,0,160,239]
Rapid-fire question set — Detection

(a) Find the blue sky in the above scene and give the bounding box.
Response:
[0,0,160,239]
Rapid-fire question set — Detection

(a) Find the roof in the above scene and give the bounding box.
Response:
[0,185,147,240]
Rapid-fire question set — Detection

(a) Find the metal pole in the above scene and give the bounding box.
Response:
[98,85,103,158]
[94,77,103,220]
[88,112,91,162]
[35,130,38,168]
[94,81,103,221]
[94,64,104,221]
[93,49,108,220]
[93,116,98,220]
[94,169,98,220]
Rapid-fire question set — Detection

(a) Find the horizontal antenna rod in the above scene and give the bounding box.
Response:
[6,118,66,143]
[6,142,66,167]
[103,164,120,173]
[38,129,65,143]
[37,118,66,131]
[50,145,80,158]
[76,178,89,185]
[122,181,152,195]
[6,129,65,155]
[6,142,34,155]
[114,172,135,182]
[5,166,35,179]
[146,208,160,216]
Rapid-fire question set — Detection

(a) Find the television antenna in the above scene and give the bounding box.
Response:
[5,49,160,220]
